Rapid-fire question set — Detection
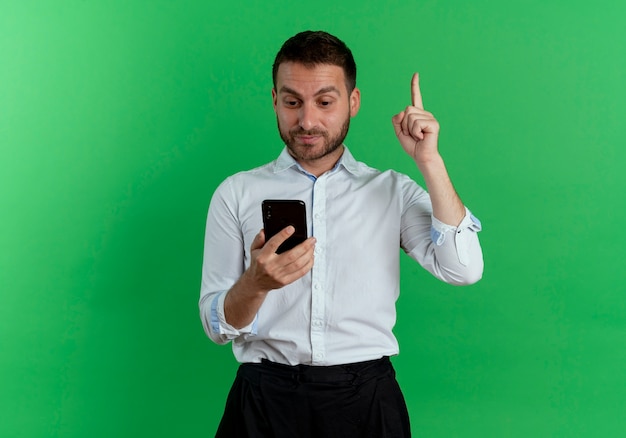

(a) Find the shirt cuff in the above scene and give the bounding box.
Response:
[211,291,258,340]
[430,207,482,266]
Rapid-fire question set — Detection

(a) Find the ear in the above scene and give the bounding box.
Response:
[272,88,278,113]
[349,87,361,117]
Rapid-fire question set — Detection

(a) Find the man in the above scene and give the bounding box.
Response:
[199,30,483,437]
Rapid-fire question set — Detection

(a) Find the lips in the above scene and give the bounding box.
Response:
[296,135,322,145]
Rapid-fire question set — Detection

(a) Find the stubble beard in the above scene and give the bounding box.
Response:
[279,115,351,163]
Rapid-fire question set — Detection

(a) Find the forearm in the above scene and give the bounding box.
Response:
[223,270,269,329]
[416,154,465,226]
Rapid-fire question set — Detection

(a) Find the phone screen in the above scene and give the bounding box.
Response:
[262,200,307,254]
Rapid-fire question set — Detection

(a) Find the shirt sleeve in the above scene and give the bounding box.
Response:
[199,290,258,344]
[400,176,484,285]
[431,207,482,262]
[198,178,258,344]
[415,207,483,285]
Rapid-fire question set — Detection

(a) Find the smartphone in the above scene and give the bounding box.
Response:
[262,200,308,254]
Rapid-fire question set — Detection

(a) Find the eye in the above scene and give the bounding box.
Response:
[282,97,300,108]
[318,100,333,107]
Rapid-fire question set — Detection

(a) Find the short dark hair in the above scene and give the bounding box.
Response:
[272,30,357,92]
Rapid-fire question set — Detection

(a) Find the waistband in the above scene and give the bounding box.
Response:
[238,356,392,384]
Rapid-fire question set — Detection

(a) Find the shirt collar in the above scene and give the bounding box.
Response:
[273,145,361,177]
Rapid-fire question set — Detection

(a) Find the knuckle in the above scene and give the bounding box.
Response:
[280,250,296,263]
[293,257,308,270]
[256,256,272,272]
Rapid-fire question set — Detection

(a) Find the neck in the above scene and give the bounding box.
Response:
[292,145,344,177]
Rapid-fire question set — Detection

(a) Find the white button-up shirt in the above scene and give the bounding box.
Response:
[199,147,483,366]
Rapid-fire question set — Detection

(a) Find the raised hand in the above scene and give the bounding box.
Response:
[392,73,466,225]
[391,73,440,165]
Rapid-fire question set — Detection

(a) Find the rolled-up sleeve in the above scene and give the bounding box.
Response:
[199,290,258,344]
[407,205,484,285]
[198,178,258,344]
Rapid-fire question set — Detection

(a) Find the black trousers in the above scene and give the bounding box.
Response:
[215,357,411,438]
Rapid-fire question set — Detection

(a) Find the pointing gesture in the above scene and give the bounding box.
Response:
[392,72,440,165]
[411,72,424,109]
[392,73,466,226]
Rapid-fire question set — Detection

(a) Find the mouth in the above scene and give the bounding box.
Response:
[295,135,322,145]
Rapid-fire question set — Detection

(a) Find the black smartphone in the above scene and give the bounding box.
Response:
[262,200,308,254]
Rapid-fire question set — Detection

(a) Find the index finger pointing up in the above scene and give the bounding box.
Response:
[411,72,424,109]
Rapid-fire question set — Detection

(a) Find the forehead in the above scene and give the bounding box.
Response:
[275,62,347,95]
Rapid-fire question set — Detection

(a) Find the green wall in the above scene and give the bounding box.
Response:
[2,1,625,436]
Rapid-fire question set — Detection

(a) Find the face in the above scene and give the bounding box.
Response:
[272,62,360,174]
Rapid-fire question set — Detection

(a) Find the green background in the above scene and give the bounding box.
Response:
[2,0,625,436]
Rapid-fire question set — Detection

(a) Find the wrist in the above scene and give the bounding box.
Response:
[239,269,271,298]
[414,152,444,173]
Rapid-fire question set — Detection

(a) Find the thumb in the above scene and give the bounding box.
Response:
[391,111,405,136]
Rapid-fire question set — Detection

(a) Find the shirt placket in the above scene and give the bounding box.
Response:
[310,173,327,365]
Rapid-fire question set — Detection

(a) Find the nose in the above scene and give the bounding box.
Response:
[298,103,318,131]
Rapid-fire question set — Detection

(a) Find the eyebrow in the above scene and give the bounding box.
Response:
[278,85,341,97]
